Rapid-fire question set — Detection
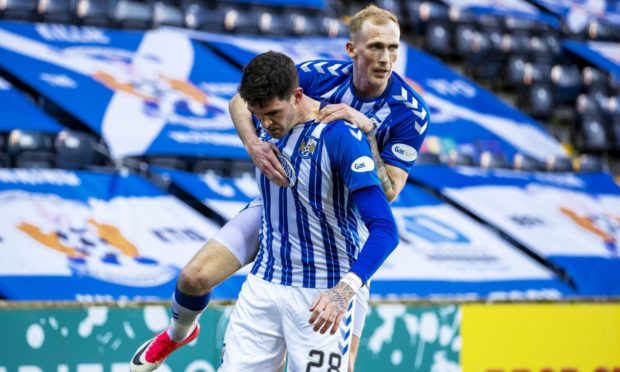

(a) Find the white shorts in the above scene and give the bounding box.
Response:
[213,199,369,338]
[219,274,355,372]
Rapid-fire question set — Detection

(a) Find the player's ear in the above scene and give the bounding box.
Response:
[346,40,356,59]
[293,87,303,102]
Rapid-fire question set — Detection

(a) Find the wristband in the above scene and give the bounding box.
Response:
[340,272,363,293]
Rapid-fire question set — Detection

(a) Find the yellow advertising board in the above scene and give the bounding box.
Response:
[461,303,620,372]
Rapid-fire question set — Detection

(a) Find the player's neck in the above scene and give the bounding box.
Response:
[293,96,320,125]
[352,75,389,100]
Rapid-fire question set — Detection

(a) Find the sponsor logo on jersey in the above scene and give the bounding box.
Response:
[351,156,375,172]
[298,136,318,158]
[278,153,297,187]
[391,143,418,162]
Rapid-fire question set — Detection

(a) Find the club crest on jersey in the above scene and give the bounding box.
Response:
[278,153,297,187]
[298,136,318,158]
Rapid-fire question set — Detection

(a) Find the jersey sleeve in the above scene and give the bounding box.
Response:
[380,99,430,172]
[324,121,381,192]
[297,60,317,95]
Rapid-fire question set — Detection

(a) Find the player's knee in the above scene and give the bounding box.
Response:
[178,265,213,295]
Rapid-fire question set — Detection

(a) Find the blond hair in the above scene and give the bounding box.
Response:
[348,5,399,40]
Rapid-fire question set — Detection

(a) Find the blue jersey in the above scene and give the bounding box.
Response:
[251,119,381,289]
[297,60,429,173]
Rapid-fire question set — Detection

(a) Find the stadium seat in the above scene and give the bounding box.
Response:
[285,11,319,36]
[518,82,554,119]
[447,149,475,167]
[111,0,153,29]
[319,16,347,38]
[192,158,230,174]
[424,21,452,56]
[75,0,110,27]
[0,0,38,20]
[545,154,573,172]
[148,156,188,170]
[38,0,73,23]
[418,1,448,23]
[576,111,610,151]
[14,152,55,168]
[404,1,423,32]
[479,151,509,169]
[512,153,544,171]
[6,130,54,157]
[257,9,286,36]
[416,151,442,165]
[587,19,616,41]
[577,154,605,172]
[230,161,255,178]
[0,134,8,168]
[55,130,98,169]
[222,6,260,34]
[374,0,402,21]
[184,3,222,31]
[582,66,608,94]
[152,2,184,28]
[551,64,582,104]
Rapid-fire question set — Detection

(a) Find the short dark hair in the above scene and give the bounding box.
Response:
[238,51,299,108]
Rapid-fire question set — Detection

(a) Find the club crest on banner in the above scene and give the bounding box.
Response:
[560,206,620,256]
[3,192,179,287]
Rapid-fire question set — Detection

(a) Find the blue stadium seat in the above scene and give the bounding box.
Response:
[416,151,442,165]
[424,21,452,56]
[55,130,98,170]
[576,111,610,151]
[479,151,509,169]
[512,153,544,171]
[0,133,8,168]
[184,3,221,31]
[6,130,54,157]
[447,149,475,167]
[545,154,573,172]
[148,156,188,170]
[582,66,608,94]
[152,1,184,28]
[14,152,56,168]
[111,0,153,29]
[518,82,554,119]
[193,158,229,175]
[75,0,110,27]
[0,0,38,20]
[577,154,605,172]
[550,64,582,104]
[38,0,73,23]
[319,16,346,38]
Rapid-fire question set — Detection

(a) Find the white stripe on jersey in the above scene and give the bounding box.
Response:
[251,121,368,289]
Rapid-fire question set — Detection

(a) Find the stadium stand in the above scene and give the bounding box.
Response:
[0,1,620,370]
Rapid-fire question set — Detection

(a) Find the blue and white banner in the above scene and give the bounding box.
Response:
[0,76,63,133]
[0,22,246,160]
[440,0,560,28]
[563,40,620,79]
[529,0,620,32]
[0,169,221,301]
[410,165,620,296]
[155,167,259,220]
[374,184,572,300]
[154,168,572,300]
[188,31,566,162]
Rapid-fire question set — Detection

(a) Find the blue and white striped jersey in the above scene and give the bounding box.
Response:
[297,60,430,173]
[251,119,381,289]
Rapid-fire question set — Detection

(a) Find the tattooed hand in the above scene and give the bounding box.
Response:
[308,281,356,335]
